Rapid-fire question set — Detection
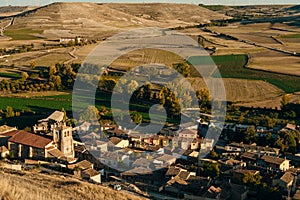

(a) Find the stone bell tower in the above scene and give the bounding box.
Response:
[52,123,74,158]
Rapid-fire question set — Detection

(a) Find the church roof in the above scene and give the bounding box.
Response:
[8,130,52,149]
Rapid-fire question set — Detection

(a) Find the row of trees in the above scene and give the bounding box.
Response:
[0,63,81,93]
[0,106,21,118]
[0,44,35,56]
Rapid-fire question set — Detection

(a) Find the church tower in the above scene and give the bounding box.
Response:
[52,123,74,158]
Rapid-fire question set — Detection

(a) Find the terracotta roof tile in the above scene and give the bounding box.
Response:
[8,130,52,149]
[109,137,122,145]
[261,155,288,165]
[280,172,295,184]
[82,168,100,177]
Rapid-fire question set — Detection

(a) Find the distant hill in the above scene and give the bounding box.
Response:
[286,4,300,11]
[5,2,229,39]
[0,6,29,13]
[0,6,37,17]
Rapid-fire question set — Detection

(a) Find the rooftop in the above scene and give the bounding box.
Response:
[46,111,65,122]
[122,167,153,175]
[280,172,295,184]
[69,160,93,170]
[8,130,53,149]
[261,155,289,165]
[82,168,100,177]
[109,137,122,145]
[166,166,182,177]
[0,125,17,134]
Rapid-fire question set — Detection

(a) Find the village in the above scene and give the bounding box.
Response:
[0,109,300,200]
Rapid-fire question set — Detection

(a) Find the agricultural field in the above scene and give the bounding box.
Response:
[0,95,72,112]
[0,93,72,128]
[190,54,300,93]
[4,29,44,40]
[110,48,183,70]
[280,34,300,38]
[249,50,300,76]
[0,71,21,79]
[208,22,300,74]
[188,78,283,104]
[0,47,74,71]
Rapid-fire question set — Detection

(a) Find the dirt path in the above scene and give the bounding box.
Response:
[64,47,78,64]
[0,17,14,38]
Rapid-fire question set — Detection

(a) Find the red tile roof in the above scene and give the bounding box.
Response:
[8,130,52,149]
[261,155,288,165]
[82,168,100,177]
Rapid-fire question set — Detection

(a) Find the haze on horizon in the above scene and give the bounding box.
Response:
[0,0,299,7]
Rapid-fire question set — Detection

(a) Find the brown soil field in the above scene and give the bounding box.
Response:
[208,22,300,76]
[110,48,184,70]
[237,93,300,109]
[0,47,73,67]
[249,50,300,76]
[187,78,284,104]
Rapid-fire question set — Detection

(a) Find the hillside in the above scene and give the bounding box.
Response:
[0,167,147,200]
[6,2,229,39]
[0,6,37,17]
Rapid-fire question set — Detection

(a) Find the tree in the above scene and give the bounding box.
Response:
[5,106,15,118]
[182,92,193,108]
[29,60,36,69]
[202,161,220,177]
[21,72,29,81]
[265,116,276,128]
[50,75,62,90]
[274,136,285,152]
[174,62,190,77]
[131,112,142,124]
[61,108,67,121]
[207,149,219,160]
[281,94,290,110]
[238,112,245,124]
[244,126,256,144]
[99,78,116,91]
[197,88,211,111]
[49,66,57,76]
[80,105,100,122]
[126,80,139,94]
[242,172,262,187]
[284,133,297,153]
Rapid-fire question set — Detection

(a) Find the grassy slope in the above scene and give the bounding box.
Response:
[4,29,44,40]
[0,167,146,200]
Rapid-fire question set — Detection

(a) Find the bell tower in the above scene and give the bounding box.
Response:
[52,123,74,158]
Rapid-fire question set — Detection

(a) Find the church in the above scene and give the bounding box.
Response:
[0,111,75,162]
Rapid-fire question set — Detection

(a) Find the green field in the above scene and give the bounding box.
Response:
[0,72,22,79]
[4,28,44,40]
[188,54,300,93]
[280,34,300,38]
[198,4,229,11]
[0,95,72,112]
